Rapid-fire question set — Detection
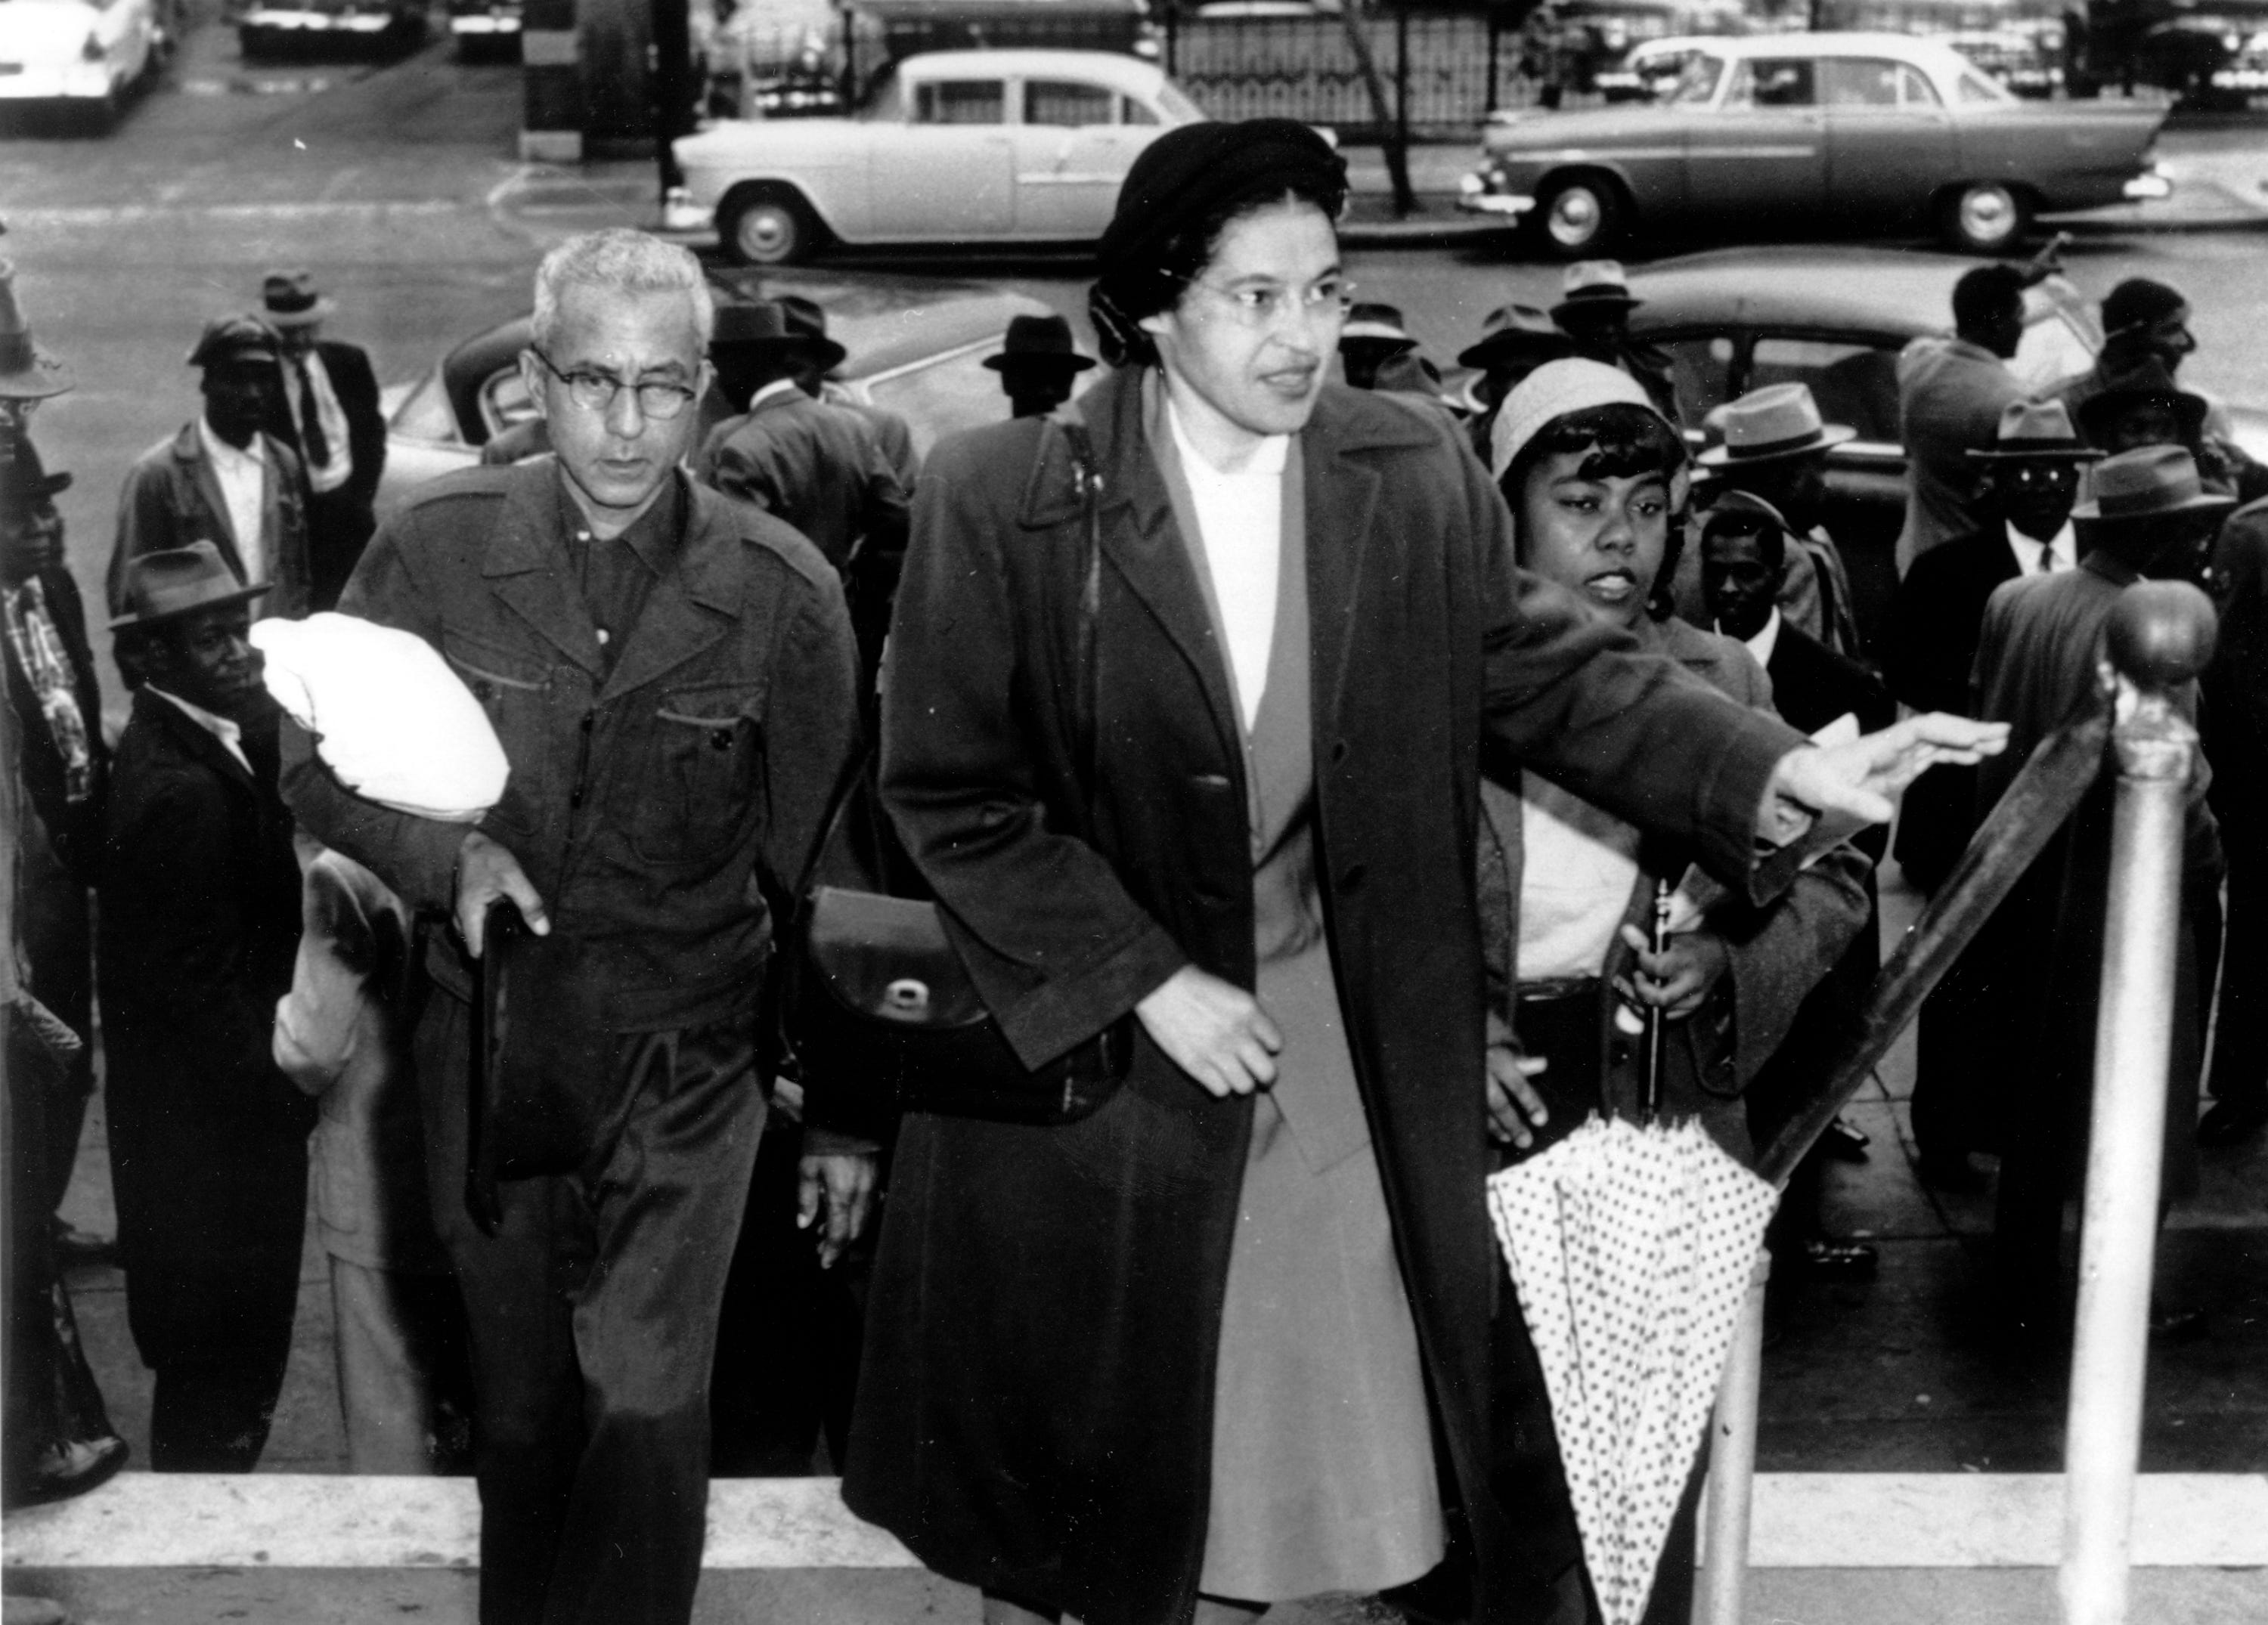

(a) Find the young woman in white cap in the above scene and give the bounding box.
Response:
[1478,358,1873,1624]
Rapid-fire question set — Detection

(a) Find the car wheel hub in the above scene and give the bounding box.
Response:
[1549,189,1598,246]
[1963,187,2012,237]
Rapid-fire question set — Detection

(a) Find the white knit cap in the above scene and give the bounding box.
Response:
[253,612,510,823]
[1489,357,1665,482]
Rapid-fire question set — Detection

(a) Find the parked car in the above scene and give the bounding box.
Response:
[1621,245,2268,651]
[1593,35,1721,103]
[377,277,1060,512]
[446,0,521,59]
[0,0,167,122]
[1459,32,2170,258]
[665,48,1208,265]
[237,0,424,60]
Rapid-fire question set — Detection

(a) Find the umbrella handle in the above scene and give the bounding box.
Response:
[1642,877,1672,1122]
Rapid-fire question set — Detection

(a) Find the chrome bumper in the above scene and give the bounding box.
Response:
[1457,173,1535,218]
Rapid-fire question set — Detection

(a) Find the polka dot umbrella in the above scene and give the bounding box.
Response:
[1486,1112,1778,1625]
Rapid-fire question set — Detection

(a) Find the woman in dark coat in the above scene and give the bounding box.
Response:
[843,120,1998,1625]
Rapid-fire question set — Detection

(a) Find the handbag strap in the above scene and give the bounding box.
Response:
[790,404,1105,905]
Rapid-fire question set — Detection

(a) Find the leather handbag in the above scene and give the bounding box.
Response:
[781,411,1131,1136]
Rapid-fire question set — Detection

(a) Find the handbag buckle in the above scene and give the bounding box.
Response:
[883,978,931,1018]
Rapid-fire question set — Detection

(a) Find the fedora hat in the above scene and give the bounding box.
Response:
[1551,259,1642,322]
[1340,302,1416,348]
[2074,359,2209,445]
[2070,444,2235,528]
[773,294,850,373]
[109,540,268,631]
[1699,487,1790,543]
[984,313,1094,374]
[260,269,336,329]
[0,262,74,401]
[1967,397,2102,462]
[0,438,72,508]
[187,313,281,370]
[1696,382,1854,469]
[1458,302,1571,370]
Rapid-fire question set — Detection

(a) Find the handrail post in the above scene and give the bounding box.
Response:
[1697,1251,1769,1625]
[2059,580,2217,1625]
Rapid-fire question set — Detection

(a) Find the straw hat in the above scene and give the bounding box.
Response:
[2070,444,2235,529]
[1695,382,1854,469]
[1340,302,1416,347]
[259,269,337,329]
[1489,356,1662,481]
[0,262,74,401]
[1966,398,2102,462]
[109,541,268,630]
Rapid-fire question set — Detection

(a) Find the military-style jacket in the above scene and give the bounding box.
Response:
[280,460,860,1032]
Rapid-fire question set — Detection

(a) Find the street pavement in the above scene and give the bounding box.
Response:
[8,12,2268,1620]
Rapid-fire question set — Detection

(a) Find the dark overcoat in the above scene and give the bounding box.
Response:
[841,367,1806,1624]
[95,689,313,1369]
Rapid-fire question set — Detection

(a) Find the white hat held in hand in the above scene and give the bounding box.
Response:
[253,612,510,822]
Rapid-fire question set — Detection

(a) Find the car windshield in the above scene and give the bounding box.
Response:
[1156,80,1204,123]
[1665,54,1724,106]
[389,367,462,444]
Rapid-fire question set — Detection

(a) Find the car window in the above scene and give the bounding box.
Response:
[1726,57,1816,109]
[863,342,1025,462]
[1957,70,2008,104]
[1157,80,1204,122]
[1025,79,1115,127]
[2012,311,2096,395]
[1820,58,1900,107]
[1665,52,1724,106]
[1121,94,1158,125]
[863,67,903,121]
[1656,335,1740,428]
[915,80,1006,125]
[1898,64,1942,107]
[480,366,540,440]
[1750,336,1901,443]
[389,368,463,445]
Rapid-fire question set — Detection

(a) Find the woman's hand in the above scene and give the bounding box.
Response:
[1615,925,1730,1020]
[1486,1046,1551,1150]
[1136,966,1283,1098]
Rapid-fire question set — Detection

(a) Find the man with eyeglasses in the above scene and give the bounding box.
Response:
[281,228,868,1625]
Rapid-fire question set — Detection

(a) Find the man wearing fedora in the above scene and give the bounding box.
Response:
[1888,399,2102,1187]
[256,271,386,612]
[1971,444,2230,1340]
[1337,302,1418,391]
[98,543,314,1471]
[1895,264,2028,571]
[1548,260,1676,418]
[110,315,311,635]
[776,292,919,490]
[1680,382,1861,659]
[984,313,1094,419]
[1455,303,1570,463]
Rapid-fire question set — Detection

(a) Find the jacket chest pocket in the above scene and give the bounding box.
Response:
[443,638,554,835]
[634,686,761,865]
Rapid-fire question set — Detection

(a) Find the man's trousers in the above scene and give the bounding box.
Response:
[415,991,767,1625]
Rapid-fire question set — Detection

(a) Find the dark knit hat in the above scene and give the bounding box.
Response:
[2102,278,2186,339]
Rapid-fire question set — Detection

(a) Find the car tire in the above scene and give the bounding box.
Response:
[1937,181,2028,255]
[720,187,820,266]
[1534,175,1625,260]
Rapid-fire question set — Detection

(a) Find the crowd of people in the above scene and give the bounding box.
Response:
[0,112,2251,1625]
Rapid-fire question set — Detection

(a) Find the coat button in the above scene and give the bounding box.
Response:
[1330,740,1351,764]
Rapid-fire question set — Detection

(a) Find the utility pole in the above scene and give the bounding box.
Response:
[653,0,691,201]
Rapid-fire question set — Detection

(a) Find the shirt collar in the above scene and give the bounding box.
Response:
[748,378,804,412]
[146,683,250,772]
[198,414,264,473]
[552,466,686,577]
[2005,519,2077,574]
[1733,605,1782,670]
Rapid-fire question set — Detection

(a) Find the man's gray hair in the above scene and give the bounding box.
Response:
[529,228,715,352]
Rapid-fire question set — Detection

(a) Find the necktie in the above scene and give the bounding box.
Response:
[2038,546,2057,574]
[293,354,331,468]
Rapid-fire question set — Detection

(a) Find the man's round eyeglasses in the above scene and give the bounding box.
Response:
[530,348,699,420]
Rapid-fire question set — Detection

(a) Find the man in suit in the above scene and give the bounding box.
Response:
[1337,302,1419,390]
[97,543,313,1471]
[282,230,869,1625]
[258,271,386,611]
[983,313,1094,420]
[110,316,311,634]
[1971,445,2229,1340]
[775,293,919,490]
[1455,303,1570,465]
[1895,263,2028,572]
[1549,258,1678,418]
[1887,399,2100,1187]
[1699,491,1892,1280]
[2199,491,2268,1144]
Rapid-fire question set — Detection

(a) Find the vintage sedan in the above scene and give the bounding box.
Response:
[1460,32,2170,258]
[0,0,167,122]
[1621,244,2268,648]
[238,0,424,60]
[666,48,1207,265]
[378,277,1060,512]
